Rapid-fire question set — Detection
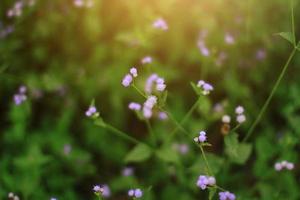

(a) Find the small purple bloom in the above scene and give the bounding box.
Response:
[141,56,152,64]
[128,102,141,111]
[85,106,97,117]
[122,167,134,176]
[158,112,168,120]
[153,18,168,31]
[219,191,236,200]
[122,74,133,87]
[128,188,143,198]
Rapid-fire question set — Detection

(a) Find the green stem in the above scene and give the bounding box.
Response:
[165,97,201,144]
[291,0,296,46]
[199,144,213,176]
[105,123,150,147]
[132,84,147,98]
[243,48,297,142]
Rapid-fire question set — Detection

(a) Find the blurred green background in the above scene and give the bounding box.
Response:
[1,0,300,199]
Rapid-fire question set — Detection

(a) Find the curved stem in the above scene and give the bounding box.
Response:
[243,48,297,142]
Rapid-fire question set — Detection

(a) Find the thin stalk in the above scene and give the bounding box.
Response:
[199,144,213,176]
[132,84,147,98]
[291,0,296,46]
[243,48,297,142]
[105,123,149,147]
[165,97,201,144]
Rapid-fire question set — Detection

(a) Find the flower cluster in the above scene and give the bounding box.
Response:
[194,131,207,143]
[143,95,157,118]
[274,160,294,171]
[128,188,143,198]
[6,0,35,18]
[196,175,216,190]
[145,73,166,94]
[122,67,138,87]
[8,192,20,200]
[197,80,214,95]
[152,18,168,31]
[219,191,236,200]
[93,185,111,198]
[74,0,93,8]
[235,106,246,124]
[13,85,27,105]
[141,56,152,64]
[85,106,97,117]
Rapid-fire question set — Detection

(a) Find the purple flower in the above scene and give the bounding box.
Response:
[255,49,266,61]
[198,131,207,142]
[122,74,133,87]
[85,106,97,117]
[128,188,143,198]
[235,106,244,115]
[197,40,210,57]
[197,80,213,95]
[93,185,110,198]
[141,56,152,64]
[13,85,27,105]
[274,161,294,171]
[128,102,141,111]
[122,167,134,176]
[143,96,157,118]
[130,67,138,77]
[158,112,168,120]
[225,33,235,45]
[236,114,246,124]
[153,18,168,31]
[196,175,216,190]
[219,191,236,200]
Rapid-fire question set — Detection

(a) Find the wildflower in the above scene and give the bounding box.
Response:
[122,167,134,176]
[85,106,97,117]
[143,96,157,118]
[93,185,110,198]
[274,161,294,171]
[219,191,236,200]
[173,143,189,154]
[196,175,216,190]
[141,56,152,64]
[13,85,27,105]
[122,74,133,87]
[153,18,168,31]
[158,112,168,120]
[128,102,141,111]
[222,115,231,123]
[130,67,138,77]
[50,198,57,200]
[156,78,166,92]
[128,188,143,198]
[225,33,235,45]
[197,80,213,95]
[236,114,246,124]
[255,49,266,60]
[235,106,244,115]
[144,96,157,108]
[197,40,210,57]
[194,131,207,143]
[145,74,166,93]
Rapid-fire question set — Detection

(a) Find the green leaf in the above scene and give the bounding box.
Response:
[224,133,252,164]
[155,147,179,164]
[209,187,217,200]
[276,32,294,45]
[189,153,224,175]
[125,144,152,163]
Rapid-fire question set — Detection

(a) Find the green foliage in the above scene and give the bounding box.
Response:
[0,0,300,199]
